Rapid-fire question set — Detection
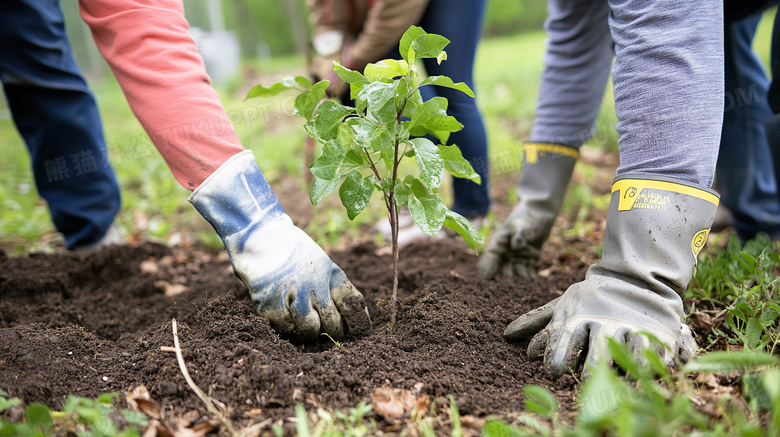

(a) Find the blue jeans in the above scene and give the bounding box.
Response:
[532,0,723,187]
[717,13,780,240]
[0,0,121,250]
[418,0,490,218]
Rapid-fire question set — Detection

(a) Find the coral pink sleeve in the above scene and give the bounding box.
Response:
[79,0,245,189]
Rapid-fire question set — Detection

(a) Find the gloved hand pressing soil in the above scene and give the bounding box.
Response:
[190,150,371,341]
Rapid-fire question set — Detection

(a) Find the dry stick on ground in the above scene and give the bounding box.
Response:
[171,318,237,435]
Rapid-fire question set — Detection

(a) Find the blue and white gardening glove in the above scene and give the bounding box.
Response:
[189,150,371,341]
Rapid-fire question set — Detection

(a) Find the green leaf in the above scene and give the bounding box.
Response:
[523,385,558,418]
[482,420,526,437]
[578,360,630,424]
[358,81,401,124]
[641,347,669,379]
[293,76,313,88]
[364,59,409,81]
[245,75,310,100]
[399,26,427,63]
[449,396,462,437]
[294,80,329,120]
[438,144,480,183]
[349,118,392,154]
[419,76,475,98]
[96,393,118,405]
[409,138,444,189]
[25,404,52,430]
[394,179,410,206]
[121,408,150,427]
[0,396,21,413]
[607,338,643,379]
[308,101,354,142]
[407,180,446,236]
[339,172,375,220]
[746,317,763,349]
[760,308,778,325]
[411,34,450,60]
[406,97,462,143]
[344,149,366,167]
[334,62,370,100]
[310,176,339,206]
[333,62,368,84]
[683,350,780,373]
[402,90,424,119]
[309,140,347,180]
[442,210,483,251]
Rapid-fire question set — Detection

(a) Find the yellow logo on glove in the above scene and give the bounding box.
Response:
[691,229,709,258]
[613,179,719,212]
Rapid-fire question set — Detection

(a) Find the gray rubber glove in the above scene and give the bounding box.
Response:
[507,175,717,377]
[478,144,577,279]
[190,150,371,341]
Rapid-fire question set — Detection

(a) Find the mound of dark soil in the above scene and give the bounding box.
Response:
[0,238,588,431]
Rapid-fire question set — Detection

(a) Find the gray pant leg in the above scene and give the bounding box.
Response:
[530,0,613,148]
[610,0,724,187]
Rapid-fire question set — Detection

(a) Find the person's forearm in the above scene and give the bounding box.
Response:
[347,0,429,69]
[79,0,244,190]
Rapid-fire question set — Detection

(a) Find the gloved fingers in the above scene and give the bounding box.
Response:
[477,249,502,278]
[511,259,539,280]
[315,297,345,341]
[478,227,512,278]
[330,272,372,337]
[678,325,698,364]
[625,331,652,368]
[505,296,561,341]
[287,289,323,342]
[581,326,613,380]
[544,322,590,378]
[527,327,550,360]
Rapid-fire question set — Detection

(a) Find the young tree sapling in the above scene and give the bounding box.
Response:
[247,26,484,329]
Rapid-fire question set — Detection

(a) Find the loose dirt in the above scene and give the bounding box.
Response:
[0,235,591,432]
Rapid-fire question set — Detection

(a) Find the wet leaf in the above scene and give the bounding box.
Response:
[409,138,444,189]
[339,172,375,220]
[411,34,450,61]
[308,101,353,142]
[438,144,480,183]
[244,75,309,100]
[420,76,474,98]
[399,26,427,64]
[406,97,462,143]
[310,176,339,206]
[294,81,329,120]
[309,140,347,180]
[442,210,483,251]
[358,81,400,124]
[364,59,409,81]
[407,180,446,236]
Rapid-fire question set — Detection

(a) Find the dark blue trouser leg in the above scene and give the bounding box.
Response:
[418,0,490,218]
[0,0,121,250]
[717,13,780,240]
[766,5,780,207]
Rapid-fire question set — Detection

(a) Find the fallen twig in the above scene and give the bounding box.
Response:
[171,319,237,435]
